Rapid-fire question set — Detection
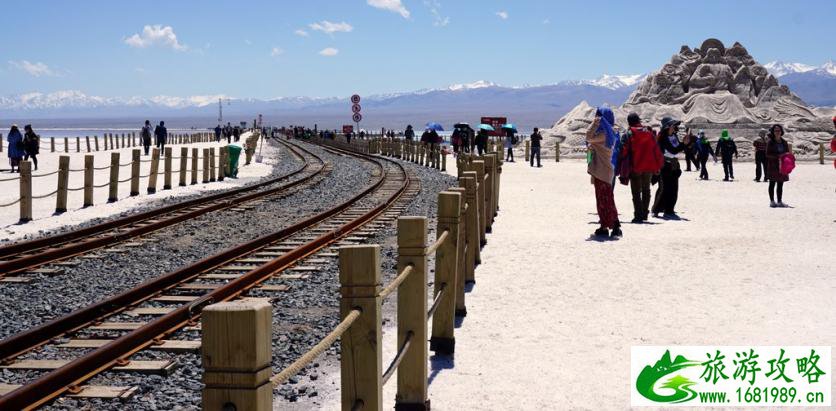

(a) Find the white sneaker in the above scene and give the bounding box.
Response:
[770,201,777,208]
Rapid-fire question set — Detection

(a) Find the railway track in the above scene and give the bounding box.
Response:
[0,139,420,409]
[0,138,328,281]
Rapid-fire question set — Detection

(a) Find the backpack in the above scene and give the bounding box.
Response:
[779,152,796,175]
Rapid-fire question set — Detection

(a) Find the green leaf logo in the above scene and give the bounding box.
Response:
[636,350,701,403]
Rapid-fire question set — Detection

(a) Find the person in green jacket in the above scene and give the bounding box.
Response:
[714,129,738,181]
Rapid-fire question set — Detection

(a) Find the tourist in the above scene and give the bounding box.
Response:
[714,129,738,181]
[766,124,790,207]
[467,127,476,153]
[586,107,622,237]
[214,124,222,143]
[622,113,662,223]
[404,125,415,141]
[233,125,241,142]
[22,125,40,171]
[420,128,432,146]
[450,127,463,156]
[141,120,153,156]
[6,125,23,173]
[475,128,488,155]
[529,127,542,167]
[651,117,687,219]
[504,128,516,162]
[154,121,168,154]
[683,128,699,172]
[753,129,768,182]
[695,130,716,180]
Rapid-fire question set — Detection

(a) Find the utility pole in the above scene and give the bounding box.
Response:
[218,98,231,124]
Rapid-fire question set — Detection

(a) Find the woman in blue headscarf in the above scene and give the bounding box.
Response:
[586,107,622,238]
[7,125,24,173]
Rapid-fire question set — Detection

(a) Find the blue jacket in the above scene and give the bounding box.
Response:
[7,129,24,158]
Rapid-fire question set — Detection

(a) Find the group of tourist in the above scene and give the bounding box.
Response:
[140,120,169,156]
[586,107,801,238]
[5,124,41,172]
[213,122,242,145]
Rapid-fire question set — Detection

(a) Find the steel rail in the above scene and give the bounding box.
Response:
[0,141,412,410]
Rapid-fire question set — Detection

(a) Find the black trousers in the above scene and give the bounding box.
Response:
[530,146,541,166]
[755,152,766,181]
[685,150,699,171]
[769,181,784,202]
[699,157,709,179]
[506,147,514,161]
[630,172,652,220]
[652,159,680,214]
[722,160,734,179]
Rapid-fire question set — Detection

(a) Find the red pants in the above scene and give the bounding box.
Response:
[593,177,619,229]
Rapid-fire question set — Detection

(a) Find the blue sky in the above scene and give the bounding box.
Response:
[1,0,834,99]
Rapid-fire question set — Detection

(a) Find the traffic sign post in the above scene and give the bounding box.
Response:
[350,94,362,137]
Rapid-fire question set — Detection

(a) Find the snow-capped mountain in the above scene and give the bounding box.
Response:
[561,74,646,90]
[446,80,497,91]
[764,60,836,77]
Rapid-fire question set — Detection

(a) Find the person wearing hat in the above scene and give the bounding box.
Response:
[622,113,663,222]
[695,130,716,180]
[714,129,738,181]
[765,124,790,207]
[651,116,688,219]
[6,124,24,173]
[586,107,622,237]
[753,129,768,182]
[404,124,415,141]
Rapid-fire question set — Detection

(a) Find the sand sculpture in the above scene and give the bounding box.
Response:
[544,38,836,158]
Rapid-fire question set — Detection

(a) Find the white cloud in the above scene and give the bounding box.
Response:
[367,0,410,18]
[271,47,284,57]
[495,11,509,20]
[9,60,58,77]
[318,47,339,57]
[424,0,449,27]
[125,25,187,51]
[294,29,309,37]
[309,21,353,35]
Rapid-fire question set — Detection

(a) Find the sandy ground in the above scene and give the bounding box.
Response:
[319,157,835,410]
[0,132,278,241]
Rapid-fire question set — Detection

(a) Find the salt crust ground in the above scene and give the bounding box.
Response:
[0,132,277,241]
[317,158,835,410]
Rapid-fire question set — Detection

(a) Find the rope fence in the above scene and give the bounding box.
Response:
[201,141,504,410]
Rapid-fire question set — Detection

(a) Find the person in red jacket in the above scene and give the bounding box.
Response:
[622,113,663,223]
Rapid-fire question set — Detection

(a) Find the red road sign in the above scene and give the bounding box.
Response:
[351,104,361,113]
[343,125,354,134]
[352,113,363,122]
[351,94,361,104]
[481,116,507,137]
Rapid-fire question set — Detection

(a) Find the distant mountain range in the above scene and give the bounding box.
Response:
[1,63,831,130]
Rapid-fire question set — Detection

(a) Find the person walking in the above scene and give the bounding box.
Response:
[622,113,663,223]
[714,129,738,181]
[695,130,716,180]
[766,124,790,207]
[141,120,153,155]
[651,117,687,219]
[224,122,233,144]
[404,125,415,141]
[451,127,463,156]
[214,124,222,143]
[154,121,167,154]
[6,125,24,173]
[529,128,542,167]
[504,128,516,162]
[586,107,622,238]
[475,128,488,156]
[22,125,40,170]
[753,129,768,182]
[683,128,699,172]
[233,125,241,142]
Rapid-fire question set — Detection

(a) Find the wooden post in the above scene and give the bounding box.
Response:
[555,141,560,162]
[470,161,487,247]
[191,148,199,185]
[483,154,497,232]
[163,147,173,189]
[201,299,273,411]
[460,172,480,275]
[202,148,210,183]
[103,133,108,151]
[94,135,99,151]
[525,139,530,162]
[19,161,32,223]
[55,155,69,213]
[64,137,68,153]
[50,137,55,153]
[179,147,188,186]
[83,155,94,207]
[85,136,91,152]
[218,146,226,181]
[442,149,447,172]
[820,143,825,165]
[339,245,383,411]
[431,192,462,355]
[209,148,216,182]
[148,148,160,194]
[107,152,119,203]
[130,149,140,196]
[393,217,429,410]
[109,133,114,150]
[121,133,125,149]
[76,136,80,153]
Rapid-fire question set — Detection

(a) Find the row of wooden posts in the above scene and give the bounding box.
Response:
[0,132,215,154]
[199,145,503,410]
[9,133,262,223]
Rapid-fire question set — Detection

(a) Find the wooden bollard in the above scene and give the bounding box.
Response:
[209,148,216,182]
[179,147,188,186]
[484,154,497,232]
[339,245,383,411]
[109,133,115,150]
[107,152,119,202]
[431,192,462,355]
[148,148,160,194]
[555,141,560,162]
[218,146,226,181]
[83,155,94,207]
[441,149,447,172]
[50,138,55,152]
[76,136,80,153]
[820,143,825,165]
[55,155,69,213]
[395,217,430,409]
[525,139,530,162]
[202,148,210,183]
[450,186,469,317]
[201,299,273,411]
[64,137,68,153]
[191,148,199,185]
[163,147,173,189]
[103,133,108,151]
[130,149,141,196]
[94,135,99,151]
[85,136,91,152]
[19,161,32,223]
[121,133,125,148]
[470,161,487,247]
[460,172,480,274]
